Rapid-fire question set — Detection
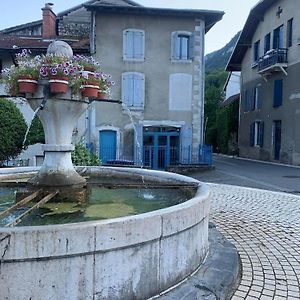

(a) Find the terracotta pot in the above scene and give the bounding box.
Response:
[83,66,96,72]
[97,92,107,99]
[82,84,99,98]
[49,76,69,94]
[17,76,38,94]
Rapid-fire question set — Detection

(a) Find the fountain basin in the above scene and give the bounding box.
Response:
[0,167,210,300]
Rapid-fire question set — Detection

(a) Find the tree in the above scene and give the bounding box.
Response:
[25,115,45,145]
[0,98,27,164]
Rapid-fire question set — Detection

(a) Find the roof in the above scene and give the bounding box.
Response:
[226,0,278,71]
[85,4,224,33]
[0,35,89,52]
[0,0,141,35]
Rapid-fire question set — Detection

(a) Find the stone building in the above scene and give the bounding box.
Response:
[226,0,300,165]
[0,1,223,169]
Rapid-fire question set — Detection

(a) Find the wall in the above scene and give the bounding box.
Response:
[91,13,205,156]
[238,0,300,164]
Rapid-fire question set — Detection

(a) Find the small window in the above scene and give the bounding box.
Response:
[264,33,271,54]
[172,31,193,60]
[287,18,293,48]
[122,72,145,108]
[253,40,260,63]
[250,121,264,147]
[273,25,284,49]
[123,29,145,61]
[254,84,262,110]
[273,79,283,107]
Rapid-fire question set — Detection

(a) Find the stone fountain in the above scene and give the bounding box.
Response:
[0,41,211,300]
[27,41,88,188]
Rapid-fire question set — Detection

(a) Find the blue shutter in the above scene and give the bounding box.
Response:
[172,32,179,59]
[250,123,255,146]
[259,122,264,147]
[122,74,134,106]
[133,74,144,107]
[243,90,248,112]
[273,79,283,107]
[180,124,192,163]
[124,30,134,59]
[251,88,255,110]
[133,31,144,59]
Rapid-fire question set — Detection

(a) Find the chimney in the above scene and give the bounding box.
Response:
[42,3,56,38]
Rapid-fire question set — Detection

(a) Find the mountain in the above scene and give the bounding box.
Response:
[205,31,240,72]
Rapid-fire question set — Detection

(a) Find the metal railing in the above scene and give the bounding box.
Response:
[98,144,213,170]
[258,48,288,72]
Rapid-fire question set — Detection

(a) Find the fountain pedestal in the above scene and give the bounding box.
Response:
[27,81,89,187]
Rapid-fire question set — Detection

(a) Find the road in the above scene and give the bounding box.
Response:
[191,155,300,194]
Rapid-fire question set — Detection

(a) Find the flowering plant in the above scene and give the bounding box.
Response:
[1,50,114,96]
[73,54,100,72]
[1,49,42,94]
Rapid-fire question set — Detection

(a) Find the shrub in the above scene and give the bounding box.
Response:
[71,143,100,166]
[0,98,27,164]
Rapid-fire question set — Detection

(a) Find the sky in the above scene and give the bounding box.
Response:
[0,0,259,54]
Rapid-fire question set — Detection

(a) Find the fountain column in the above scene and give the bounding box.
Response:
[27,41,88,187]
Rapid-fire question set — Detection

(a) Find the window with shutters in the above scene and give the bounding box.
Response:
[273,79,283,107]
[122,72,145,109]
[287,18,293,48]
[123,29,145,61]
[171,31,193,61]
[250,121,264,147]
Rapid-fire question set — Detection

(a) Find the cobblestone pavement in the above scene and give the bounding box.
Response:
[209,183,300,300]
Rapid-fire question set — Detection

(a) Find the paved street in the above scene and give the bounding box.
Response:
[193,155,300,194]
[209,183,300,299]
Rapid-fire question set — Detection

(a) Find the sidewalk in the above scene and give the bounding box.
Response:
[209,183,300,299]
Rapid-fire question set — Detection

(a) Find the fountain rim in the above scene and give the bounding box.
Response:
[0,166,207,232]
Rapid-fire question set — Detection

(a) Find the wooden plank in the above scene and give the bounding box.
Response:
[0,189,42,219]
[5,191,59,227]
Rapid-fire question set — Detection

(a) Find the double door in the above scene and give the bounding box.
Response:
[143,133,179,169]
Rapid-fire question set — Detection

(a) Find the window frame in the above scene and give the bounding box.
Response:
[123,29,145,62]
[287,18,293,48]
[121,72,145,110]
[253,40,260,65]
[171,31,193,62]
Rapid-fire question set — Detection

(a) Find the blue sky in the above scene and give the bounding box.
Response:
[0,0,259,54]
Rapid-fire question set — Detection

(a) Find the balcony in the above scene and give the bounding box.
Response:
[258,48,288,77]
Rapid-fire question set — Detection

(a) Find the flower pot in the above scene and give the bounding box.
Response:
[17,76,38,93]
[49,76,69,94]
[82,84,99,98]
[97,92,107,99]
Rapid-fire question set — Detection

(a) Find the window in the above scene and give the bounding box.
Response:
[253,40,260,63]
[250,121,264,147]
[273,79,283,107]
[122,72,145,108]
[123,29,145,61]
[172,31,193,60]
[287,18,293,48]
[264,33,271,54]
[254,84,262,110]
[273,25,284,49]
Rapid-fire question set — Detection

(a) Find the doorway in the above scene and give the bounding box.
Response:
[99,130,117,164]
[143,127,180,169]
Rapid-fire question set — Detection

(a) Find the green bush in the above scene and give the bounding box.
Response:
[0,98,27,164]
[72,143,100,166]
[25,115,45,146]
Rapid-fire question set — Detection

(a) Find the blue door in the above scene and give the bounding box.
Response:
[99,130,116,164]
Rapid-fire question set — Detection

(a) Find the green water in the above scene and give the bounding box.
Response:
[0,186,192,227]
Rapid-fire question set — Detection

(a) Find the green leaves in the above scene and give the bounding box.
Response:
[0,98,27,164]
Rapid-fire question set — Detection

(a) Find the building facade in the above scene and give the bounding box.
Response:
[227,0,300,165]
[0,1,223,169]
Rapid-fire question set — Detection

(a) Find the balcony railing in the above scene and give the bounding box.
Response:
[258,48,288,73]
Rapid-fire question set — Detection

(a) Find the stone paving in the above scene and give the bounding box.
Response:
[209,183,300,300]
